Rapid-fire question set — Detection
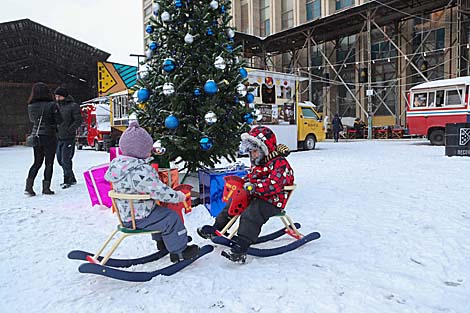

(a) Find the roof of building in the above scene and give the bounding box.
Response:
[235,0,455,56]
[0,18,110,83]
[410,76,470,90]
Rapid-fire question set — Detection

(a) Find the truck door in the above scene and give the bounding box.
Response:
[298,106,324,143]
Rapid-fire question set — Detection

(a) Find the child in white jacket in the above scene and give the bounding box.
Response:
[105,121,199,262]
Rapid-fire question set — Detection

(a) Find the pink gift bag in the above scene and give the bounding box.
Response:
[83,163,112,208]
[109,147,122,162]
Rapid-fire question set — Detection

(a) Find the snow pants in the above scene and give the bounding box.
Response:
[215,197,281,244]
[124,205,188,254]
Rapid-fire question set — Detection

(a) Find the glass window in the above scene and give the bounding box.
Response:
[306,0,321,21]
[336,0,354,11]
[435,90,444,107]
[260,0,270,36]
[428,91,436,107]
[241,2,249,33]
[281,0,293,30]
[413,93,427,108]
[302,107,319,119]
[445,89,463,106]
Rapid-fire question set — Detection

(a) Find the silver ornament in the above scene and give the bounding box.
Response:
[210,0,219,9]
[153,3,160,15]
[184,33,194,44]
[227,28,235,39]
[145,49,154,59]
[214,56,226,70]
[204,111,218,125]
[248,102,256,109]
[237,83,247,97]
[163,82,175,96]
[138,64,150,79]
[161,11,171,22]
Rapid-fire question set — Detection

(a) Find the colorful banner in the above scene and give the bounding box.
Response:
[98,62,137,96]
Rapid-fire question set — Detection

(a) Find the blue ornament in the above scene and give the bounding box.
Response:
[165,115,179,129]
[149,41,158,51]
[137,88,150,102]
[234,96,239,103]
[199,136,213,151]
[204,80,218,95]
[145,25,154,34]
[244,113,254,124]
[207,28,214,36]
[220,5,226,13]
[175,0,183,8]
[246,93,255,103]
[225,44,233,52]
[239,68,248,79]
[162,58,176,73]
[194,88,202,96]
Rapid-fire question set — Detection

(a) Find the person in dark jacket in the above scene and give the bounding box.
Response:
[25,82,63,196]
[54,87,82,188]
[198,126,294,263]
[332,113,344,142]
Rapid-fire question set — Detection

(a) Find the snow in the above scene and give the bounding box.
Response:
[1,139,469,313]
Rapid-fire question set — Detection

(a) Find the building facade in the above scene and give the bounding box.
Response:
[142,0,470,127]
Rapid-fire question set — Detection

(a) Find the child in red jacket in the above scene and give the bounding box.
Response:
[199,126,294,263]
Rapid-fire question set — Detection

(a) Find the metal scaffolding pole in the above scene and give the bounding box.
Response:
[367,10,373,139]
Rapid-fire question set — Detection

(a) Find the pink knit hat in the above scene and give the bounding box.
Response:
[119,121,153,159]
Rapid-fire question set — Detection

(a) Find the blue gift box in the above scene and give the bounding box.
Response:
[198,167,248,217]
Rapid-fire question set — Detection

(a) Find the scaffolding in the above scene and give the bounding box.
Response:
[235,0,470,134]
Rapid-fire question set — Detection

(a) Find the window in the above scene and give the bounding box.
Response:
[302,107,319,119]
[336,0,354,11]
[240,1,249,33]
[260,0,270,36]
[435,90,444,107]
[306,0,321,21]
[281,0,293,30]
[445,89,463,106]
[413,93,428,108]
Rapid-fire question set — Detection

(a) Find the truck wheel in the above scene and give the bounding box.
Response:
[304,135,316,150]
[429,129,445,146]
[94,140,102,151]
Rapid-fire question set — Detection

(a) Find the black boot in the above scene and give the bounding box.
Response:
[24,178,36,196]
[221,236,250,264]
[156,240,166,251]
[170,244,200,263]
[42,180,55,195]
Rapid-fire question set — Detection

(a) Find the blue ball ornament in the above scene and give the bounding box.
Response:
[244,113,254,124]
[207,28,214,36]
[145,25,154,34]
[225,44,233,52]
[174,0,183,8]
[220,5,226,13]
[137,88,150,102]
[199,136,213,151]
[239,68,248,79]
[162,58,176,73]
[204,80,218,95]
[194,88,202,96]
[246,93,255,103]
[149,41,158,51]
[165,115,179,129]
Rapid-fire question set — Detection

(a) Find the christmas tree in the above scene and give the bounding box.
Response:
[133,0,253,173]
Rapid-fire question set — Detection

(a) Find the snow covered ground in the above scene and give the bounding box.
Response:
[1,139,469,313]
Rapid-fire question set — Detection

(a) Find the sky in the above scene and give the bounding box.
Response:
[0,0,144,66]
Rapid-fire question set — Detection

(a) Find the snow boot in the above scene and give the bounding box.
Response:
[42,180,55,195]
[24,178,36,196]
[197,225,218,240]
[221,236,250,264]
[170,244,200,263]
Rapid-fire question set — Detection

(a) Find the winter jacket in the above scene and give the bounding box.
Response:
[28,101,62,137]
[242,126,295,209]
[105,156,185,223]
[332,116,344,132]
[57,95,82,140]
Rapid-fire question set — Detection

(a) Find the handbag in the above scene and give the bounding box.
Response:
[26,104,44,147]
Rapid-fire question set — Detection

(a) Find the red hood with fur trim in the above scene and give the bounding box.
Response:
[241,126,277,155]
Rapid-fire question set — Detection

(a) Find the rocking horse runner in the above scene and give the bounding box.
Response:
[198,126,320,263]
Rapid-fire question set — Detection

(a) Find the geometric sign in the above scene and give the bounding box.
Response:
[460,128,470,145]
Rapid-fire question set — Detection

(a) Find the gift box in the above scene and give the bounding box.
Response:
[84,163,112,208]
[198,167,248,217]
[109,147,122,162]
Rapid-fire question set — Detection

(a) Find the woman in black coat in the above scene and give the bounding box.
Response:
[332,113,344,142]
[25,82,63,196]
